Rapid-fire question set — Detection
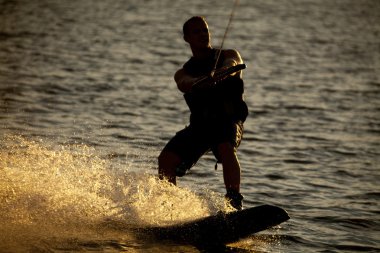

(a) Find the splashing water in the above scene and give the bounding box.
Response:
[0,135,226,251]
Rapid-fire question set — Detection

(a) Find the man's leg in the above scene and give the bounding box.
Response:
[217,142,241,192]
[217,141,244,210]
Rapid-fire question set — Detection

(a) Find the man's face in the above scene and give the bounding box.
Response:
[185,20,211,49]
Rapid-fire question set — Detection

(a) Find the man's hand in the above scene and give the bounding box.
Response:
[191,74,217,91]
[191,64,246,92]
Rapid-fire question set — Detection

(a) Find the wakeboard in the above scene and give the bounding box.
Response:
[140,204,289,249]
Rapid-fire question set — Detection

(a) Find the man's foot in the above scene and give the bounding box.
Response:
[225,190,243,211]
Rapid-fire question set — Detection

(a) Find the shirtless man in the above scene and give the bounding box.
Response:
[158,16,248,210]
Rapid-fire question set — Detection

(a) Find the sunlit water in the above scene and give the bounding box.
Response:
[1,0,379,252]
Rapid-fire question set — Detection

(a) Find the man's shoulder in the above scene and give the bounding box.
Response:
[222,49,243,65]
[222,48,240,56]
[223,48,239,53]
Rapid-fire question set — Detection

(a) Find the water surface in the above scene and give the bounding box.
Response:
[1,0,379,252]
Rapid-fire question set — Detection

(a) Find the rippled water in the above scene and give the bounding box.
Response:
[1,0,380,252]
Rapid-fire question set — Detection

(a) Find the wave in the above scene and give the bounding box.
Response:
[0,134,229,251]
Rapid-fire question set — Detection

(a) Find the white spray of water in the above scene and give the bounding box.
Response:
[0,134,227,251]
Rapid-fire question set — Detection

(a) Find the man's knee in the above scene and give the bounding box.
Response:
[159,150,180,164]
[158,150,181,177]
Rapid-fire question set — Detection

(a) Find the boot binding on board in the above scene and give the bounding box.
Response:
[225,190,244,211]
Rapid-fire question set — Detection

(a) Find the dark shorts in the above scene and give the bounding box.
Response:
[162,120,244,167]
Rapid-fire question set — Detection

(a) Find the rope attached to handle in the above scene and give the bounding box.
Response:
[212,0,240,76]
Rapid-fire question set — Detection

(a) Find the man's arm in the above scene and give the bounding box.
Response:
[174,68,198,93]
[175,69,216,93]
[174,49,244,93]
[221,49,244,77]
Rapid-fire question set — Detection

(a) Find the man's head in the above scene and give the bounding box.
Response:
[182,16,211,49]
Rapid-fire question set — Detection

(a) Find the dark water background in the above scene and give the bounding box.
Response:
[1,0,379,252]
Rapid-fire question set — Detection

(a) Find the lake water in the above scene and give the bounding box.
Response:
[1,0,379,252]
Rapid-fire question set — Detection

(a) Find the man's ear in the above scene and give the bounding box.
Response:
[183,35,189,43]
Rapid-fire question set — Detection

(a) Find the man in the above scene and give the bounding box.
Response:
[158,16,248,210]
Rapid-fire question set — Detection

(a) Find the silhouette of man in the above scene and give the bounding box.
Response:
[158,16,248,210]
